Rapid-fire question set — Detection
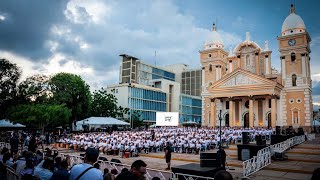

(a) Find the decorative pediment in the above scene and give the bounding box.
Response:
[220,73,263,87]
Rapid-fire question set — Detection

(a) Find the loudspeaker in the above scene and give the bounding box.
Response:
[242,132,250,144]
[297,128,304,135]
[276,126,281,135]
[200,159,218,167]
[200,153,217,160]
[256,135,266,146]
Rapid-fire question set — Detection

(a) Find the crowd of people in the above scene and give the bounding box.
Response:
[57,127,273,156]
[2,127,301,180]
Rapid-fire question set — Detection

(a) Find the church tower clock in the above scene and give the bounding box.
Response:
[277,4,312,129]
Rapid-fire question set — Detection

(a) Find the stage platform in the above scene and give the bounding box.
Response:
[171,163,225,179]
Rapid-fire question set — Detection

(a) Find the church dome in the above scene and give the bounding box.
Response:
[281,4,306,36]
[204,23,224,50]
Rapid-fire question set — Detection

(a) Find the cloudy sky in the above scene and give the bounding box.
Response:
[0,0,320,105]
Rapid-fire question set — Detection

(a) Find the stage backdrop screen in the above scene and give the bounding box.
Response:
[156,112,179,126]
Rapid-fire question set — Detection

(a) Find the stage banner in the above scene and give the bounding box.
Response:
[156,112,179,126]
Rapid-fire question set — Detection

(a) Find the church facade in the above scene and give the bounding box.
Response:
[201,4,313,131]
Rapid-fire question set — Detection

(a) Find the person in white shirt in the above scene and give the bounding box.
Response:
[70,148,103,180]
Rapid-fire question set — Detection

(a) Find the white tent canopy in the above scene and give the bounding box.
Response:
[74,117,129,131]
[0,119,26,128]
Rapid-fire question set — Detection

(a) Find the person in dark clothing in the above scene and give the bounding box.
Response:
[164,142,172,170]
[311,168,320,180]
[115,160,147,180]
[28,136,37,153]
[10,133,19,154]
[217,147,226,169]
[51,160,70,180]
[214,170,233,180]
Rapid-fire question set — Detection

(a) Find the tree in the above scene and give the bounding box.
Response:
[129,110,144,128]
[49,73,91,127]
[90,88,118,117]
[0,58,22,118]
[9,104,71,131]
[17,74,51,104]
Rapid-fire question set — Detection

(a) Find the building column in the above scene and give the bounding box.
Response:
[215,66,219,81]
[271,96,277,127]
[229,99,234,127]
[237,55,241,69]
[249,97,254,128]
[255,52,260,75]
[265,55,270,74]
[302,54,306,77]
[210,98,216,127]
[229,61,233,73]
[281,57,286,79]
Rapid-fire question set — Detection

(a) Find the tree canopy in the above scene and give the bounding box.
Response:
[0,58,21,118]
[18,74,51,104]
[49,73,91,126]
[9,104,71,131]
[90,88,129,118]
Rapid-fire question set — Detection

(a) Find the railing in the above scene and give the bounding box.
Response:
[172,173,215,180]
[307,133,316,141]
[60,153,173,180]
[243,135,306,178]
[6,166,20,180]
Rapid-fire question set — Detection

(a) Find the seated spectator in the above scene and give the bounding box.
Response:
[20,159,35,180]
[214,170,233,180]
[51,160,70,180]
[33,159,54,180]
[3,152,14,167]
[115,160,147,180]
[110,168,118,176]
[311,168,320,180]
[0,147,9,162]
[69,148,103,180]
[94,162,100,169]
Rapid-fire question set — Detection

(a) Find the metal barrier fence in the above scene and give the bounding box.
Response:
[172,173,215,180]
[242,134,308,178]
[60,153,173,180]
[307,133,316,141]
[6,166,20,180]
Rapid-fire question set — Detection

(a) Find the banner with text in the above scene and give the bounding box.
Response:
[156,112,179,126]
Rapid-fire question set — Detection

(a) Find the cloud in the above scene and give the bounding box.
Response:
[3,0,318,94]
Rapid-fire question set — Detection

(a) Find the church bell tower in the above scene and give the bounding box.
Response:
[277,4,313,129]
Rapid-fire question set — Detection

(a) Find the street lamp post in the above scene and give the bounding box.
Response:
[219,109,222,148]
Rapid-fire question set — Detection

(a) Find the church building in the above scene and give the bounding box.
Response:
[201,4,313,131]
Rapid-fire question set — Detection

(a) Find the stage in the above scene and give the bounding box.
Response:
[171,163,225,180]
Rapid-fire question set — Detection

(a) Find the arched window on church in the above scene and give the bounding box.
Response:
[291,53,296,62]
[209,64,212,71]
[292,74,297,86]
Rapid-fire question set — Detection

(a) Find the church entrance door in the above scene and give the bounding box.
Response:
[267,113,271,128]
[225,114,229,127]
[244,113,249,128]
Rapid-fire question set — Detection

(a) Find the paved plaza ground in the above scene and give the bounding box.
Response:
[56,135,320,180]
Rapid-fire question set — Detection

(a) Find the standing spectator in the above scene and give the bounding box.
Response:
[10,133,19,154]
[115,160,147,180]
[28,135,37,153]
[51,160,70,180]
[69,148,103,180]
[164,142,172,170]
